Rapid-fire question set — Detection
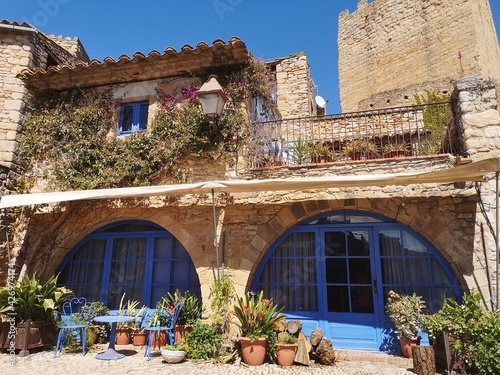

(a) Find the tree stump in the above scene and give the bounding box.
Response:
[412,346,436,375]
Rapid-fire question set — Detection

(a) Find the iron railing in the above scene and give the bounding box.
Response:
[248,102,458,168]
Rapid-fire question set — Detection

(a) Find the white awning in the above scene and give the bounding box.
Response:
[1,158,499,209]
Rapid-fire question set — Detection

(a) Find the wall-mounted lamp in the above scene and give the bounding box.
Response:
[197,75,227,134]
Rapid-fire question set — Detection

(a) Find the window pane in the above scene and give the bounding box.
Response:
[276,235,294,257]
[327,286,349,312]
[295,232,315,256]
[155,237,172,258]
[113,238,129,259]
[127,261,145,284]
[297,285,318,311]
[349,259,371,284]
[110,261,127,284]
[403,232,430,256]
[130,238,147,259]
[153,261,170,282]
[121,106,133,132]
[351,286,374,313]
[276,286,295,311]
[348,231,369,256]
[381,258,405,284]
[406,258,430,284]
[89,240,106,259]
[139,103,149,130]
[379,230,402,256]
[325,231,346,256]
[326,258,347,283]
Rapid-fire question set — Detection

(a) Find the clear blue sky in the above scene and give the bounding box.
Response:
[2,0,500,114]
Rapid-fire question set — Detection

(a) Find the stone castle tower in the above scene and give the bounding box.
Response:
[338,0,500,112]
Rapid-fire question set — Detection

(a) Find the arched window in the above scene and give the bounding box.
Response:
[58,221,200,309]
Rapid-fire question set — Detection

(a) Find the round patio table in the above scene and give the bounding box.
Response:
[93,315,135,360]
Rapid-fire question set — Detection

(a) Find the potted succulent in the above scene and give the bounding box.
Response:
[275,331,298,366]
[0,274,72,354]
[233,290,284,365]
[385,290,425,358]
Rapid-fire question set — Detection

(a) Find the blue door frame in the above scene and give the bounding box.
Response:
[252,211,462,352]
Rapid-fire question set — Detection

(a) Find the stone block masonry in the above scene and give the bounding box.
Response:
[338,0,500,112]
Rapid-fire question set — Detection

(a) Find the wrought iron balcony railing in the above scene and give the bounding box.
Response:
[248,102,458,168]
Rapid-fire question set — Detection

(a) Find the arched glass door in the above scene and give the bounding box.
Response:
[253,211,461,352]
[57,220,201,308]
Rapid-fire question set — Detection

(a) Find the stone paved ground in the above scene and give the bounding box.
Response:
[1,345,415,375]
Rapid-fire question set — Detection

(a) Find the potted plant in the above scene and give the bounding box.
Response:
[344,139,379,160]
[165,290,204,342]
[275,331,297,366]
[80,301,110,345]
[0,274,72,354]
[161,340,187,363]
[233,290,284,365]
[309,142,334,163]
[385,290,425,358]
[115,294,145,345]
[383,142,407,158]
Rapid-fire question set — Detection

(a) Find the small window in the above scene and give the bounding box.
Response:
[119,101,149,135]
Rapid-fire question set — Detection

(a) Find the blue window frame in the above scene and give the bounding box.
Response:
[57,221,200,309]
[119,101,149,135]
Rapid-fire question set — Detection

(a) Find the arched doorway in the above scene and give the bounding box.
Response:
[57,220,201,308]
[252,211,462,352]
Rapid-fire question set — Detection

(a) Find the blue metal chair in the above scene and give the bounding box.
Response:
[54,297,90,357]
[144,299,183,361]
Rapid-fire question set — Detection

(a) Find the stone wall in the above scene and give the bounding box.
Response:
[338,0,500,112]
[274,52,317,119]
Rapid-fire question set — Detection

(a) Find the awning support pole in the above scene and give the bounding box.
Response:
[212,189,220,286]
[496,172,499,310]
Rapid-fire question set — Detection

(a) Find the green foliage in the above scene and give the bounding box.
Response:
[185,323,222,360]
[277,331,297,344]
[385,290,425,340]
[414,91,453,154]
[421,292,500,374]
[0,274,72,323]
[233,290,284,355]
[209,275,237,337]
[19,56,273,191]
[290,137,311,164]
[165,290,204,326]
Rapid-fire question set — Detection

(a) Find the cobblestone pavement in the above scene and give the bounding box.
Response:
[1,345,415,375]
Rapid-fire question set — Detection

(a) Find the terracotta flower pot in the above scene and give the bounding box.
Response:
[115,327,132,345]
[240,337,267,366]
[399,336,421,358]
[174,325,193,343]
[276,343,297,366]
[132,331,147,346]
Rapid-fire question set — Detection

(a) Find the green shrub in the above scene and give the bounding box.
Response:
[185,324,222,360]
[422,291,500,374]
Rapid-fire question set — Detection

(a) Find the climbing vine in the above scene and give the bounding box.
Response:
[18,54,274,192]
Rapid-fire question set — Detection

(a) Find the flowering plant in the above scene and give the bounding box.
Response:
[233,291,284,343]
[386,290,425,339]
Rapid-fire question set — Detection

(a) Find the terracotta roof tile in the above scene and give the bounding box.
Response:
[21,37,249,93]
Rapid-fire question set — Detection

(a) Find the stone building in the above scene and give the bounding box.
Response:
[338,0,500,112]
[1,0,500,355]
